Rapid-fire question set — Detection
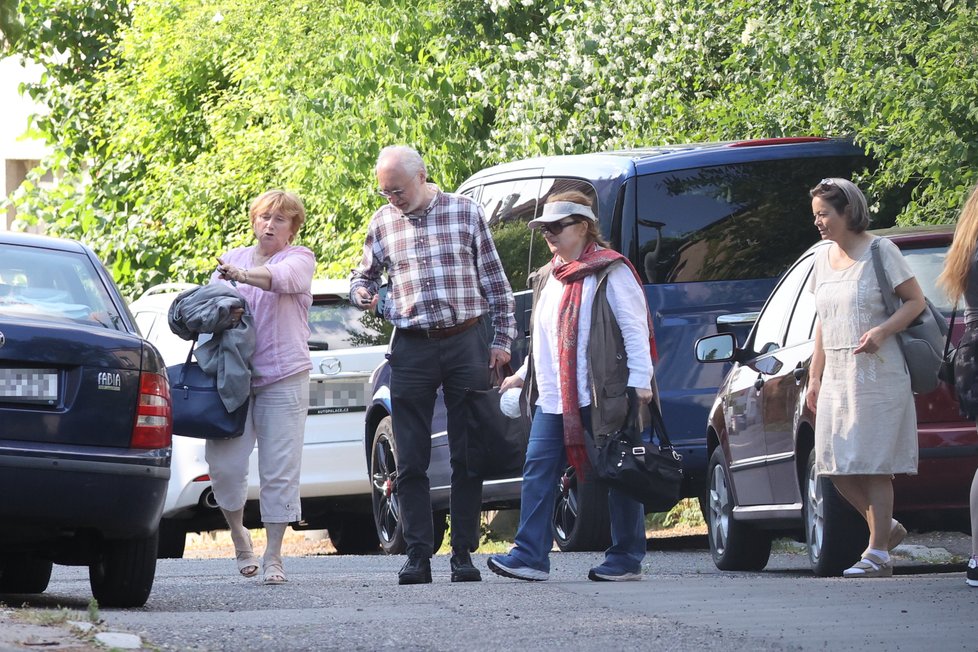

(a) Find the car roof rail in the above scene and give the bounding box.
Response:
[727,137,830,148]
[137,282,199,300]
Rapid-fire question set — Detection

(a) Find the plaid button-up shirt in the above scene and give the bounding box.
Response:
[350,185,517,351]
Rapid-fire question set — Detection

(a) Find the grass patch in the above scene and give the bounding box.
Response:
[13,599,100,627]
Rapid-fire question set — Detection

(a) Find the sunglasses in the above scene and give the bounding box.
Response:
[539,219,581,236]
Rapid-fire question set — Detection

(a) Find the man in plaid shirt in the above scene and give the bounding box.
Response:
[351,145,516,585]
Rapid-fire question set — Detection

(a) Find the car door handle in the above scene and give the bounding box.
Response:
[753,375,765,391]
[792,365,807,384]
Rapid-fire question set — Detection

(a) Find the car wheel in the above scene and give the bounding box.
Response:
[89,532,158,608]
[803,449,866,576]
[706,448,772,571]
[370,416,406,555]
[328,513,380,554]
[552,467,612,552]
[0,557,53,594]
[157,519,187,559]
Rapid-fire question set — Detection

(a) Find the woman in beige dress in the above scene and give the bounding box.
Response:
[804,178,924,578]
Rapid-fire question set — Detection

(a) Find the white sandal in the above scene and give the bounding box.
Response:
[262,558,287,585]
[235,549,259,578]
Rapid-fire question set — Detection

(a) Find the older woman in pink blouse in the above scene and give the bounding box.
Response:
[209,189,315,585]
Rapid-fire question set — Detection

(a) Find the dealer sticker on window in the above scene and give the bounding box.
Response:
[0,368,58,403]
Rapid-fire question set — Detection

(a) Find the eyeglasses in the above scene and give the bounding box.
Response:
[377,188,406,199]
[539,219,580,236]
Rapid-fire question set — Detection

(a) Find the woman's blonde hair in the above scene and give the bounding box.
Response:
[249,189,307,235]
[545,190,609,247]
[938,183,978,303]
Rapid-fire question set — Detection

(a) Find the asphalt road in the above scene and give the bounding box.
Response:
[3,534,976,651]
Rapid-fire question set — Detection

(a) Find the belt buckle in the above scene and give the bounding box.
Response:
[631,446,646,456]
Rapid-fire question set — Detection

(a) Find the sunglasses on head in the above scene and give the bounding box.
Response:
[539,219,581,236]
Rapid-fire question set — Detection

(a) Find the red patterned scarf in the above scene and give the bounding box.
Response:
[550,242,657,479]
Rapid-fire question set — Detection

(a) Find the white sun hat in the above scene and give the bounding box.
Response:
[527,201,597,229]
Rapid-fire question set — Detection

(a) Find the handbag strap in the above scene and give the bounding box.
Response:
[945,306,958,359]
[869,238,899,318]
[176,337,198,386]
[623,388,677,451]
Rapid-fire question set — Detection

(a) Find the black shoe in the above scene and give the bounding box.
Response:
[450,551,482,582]
[968,556,978,587]
[398,556,432,585]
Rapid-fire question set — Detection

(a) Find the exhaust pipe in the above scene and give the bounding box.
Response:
[200,488,219,509]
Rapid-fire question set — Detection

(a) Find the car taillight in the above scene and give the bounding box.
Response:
[133,371,172,449]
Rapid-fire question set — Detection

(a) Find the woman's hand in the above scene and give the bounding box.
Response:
[499,375,524,393]
[805,377,820,413]
[853,326,888,356]
[634,387,654,405]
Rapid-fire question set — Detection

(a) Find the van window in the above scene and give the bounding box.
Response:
[476,178,598,290]
[634,157,895,284]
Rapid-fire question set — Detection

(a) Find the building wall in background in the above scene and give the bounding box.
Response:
[0,57,50,231]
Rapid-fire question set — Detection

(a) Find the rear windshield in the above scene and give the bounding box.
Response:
[901,245,953,314]
[634,156,904,283]
[307,299,392,351]
[0,244,125,330]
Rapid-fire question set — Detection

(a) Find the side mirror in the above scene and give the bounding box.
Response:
[694,333,736,363]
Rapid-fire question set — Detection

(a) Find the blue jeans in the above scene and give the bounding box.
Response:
[508,407,646,573]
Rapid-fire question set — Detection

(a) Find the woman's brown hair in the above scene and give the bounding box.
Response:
[938,183,978,303]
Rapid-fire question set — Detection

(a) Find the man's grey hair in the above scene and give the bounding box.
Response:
[376,145,426,177]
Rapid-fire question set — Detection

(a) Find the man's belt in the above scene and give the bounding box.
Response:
[400,317,480,340]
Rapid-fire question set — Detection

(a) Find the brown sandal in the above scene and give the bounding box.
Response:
[843,552,892,578]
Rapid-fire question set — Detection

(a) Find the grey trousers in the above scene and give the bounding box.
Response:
[205,370,309,523]
[388,325,489,558]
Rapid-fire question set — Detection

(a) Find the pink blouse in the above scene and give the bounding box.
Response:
[211,244,315,387]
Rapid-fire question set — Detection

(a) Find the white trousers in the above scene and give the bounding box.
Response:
[205,371,309,523]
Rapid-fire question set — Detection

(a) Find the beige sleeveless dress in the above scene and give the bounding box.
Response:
[807,237,918,476]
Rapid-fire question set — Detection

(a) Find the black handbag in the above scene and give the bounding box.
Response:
[462,365,530,479]
[167,342,249,439]
[587,389,684,512]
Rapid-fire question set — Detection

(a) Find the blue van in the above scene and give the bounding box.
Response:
[364,137,904,553]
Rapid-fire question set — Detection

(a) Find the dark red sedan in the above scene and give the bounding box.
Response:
[694,225,976,576]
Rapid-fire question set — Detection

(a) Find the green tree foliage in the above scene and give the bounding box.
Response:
[8,0,978,297]
[471,0,978,223]
[10,0,537,296]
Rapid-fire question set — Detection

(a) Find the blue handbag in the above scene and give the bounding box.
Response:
[167,342,248,439]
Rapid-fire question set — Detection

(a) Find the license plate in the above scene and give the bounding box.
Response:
[309,379,366,412]
[0,368,59,403]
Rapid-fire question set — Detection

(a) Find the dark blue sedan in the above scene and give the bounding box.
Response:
[0,232,172,607]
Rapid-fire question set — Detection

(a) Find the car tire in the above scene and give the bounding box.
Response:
[803,449,866,576]
[157,519,187,559]
[328,513,380,554]
[0,557,53,594]
[370,416,407,555]
[89,532,158,608]
[706,448,772,571]
[553,468,612,552]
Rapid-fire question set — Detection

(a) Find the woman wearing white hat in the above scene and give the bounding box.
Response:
[487,190,656,582]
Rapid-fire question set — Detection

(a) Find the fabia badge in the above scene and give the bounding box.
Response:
[97,371,122,391]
